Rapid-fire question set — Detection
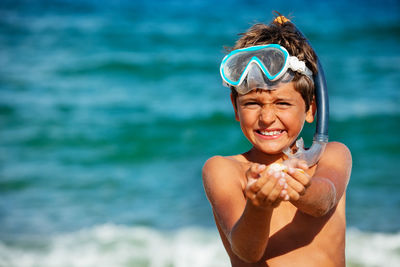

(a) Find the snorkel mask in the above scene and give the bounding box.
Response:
[220,17,329,167]
[220,44,313,94]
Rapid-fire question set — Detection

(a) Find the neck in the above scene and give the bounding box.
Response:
[243,147,288,165]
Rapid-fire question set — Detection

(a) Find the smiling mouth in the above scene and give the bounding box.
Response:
[256,129,284,137]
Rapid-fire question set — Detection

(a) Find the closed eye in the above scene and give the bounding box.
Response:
[244,101,260,106]
[277,101,291,106]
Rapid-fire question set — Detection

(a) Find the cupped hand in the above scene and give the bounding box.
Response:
[245,163,289,208]
[282,159,312,201]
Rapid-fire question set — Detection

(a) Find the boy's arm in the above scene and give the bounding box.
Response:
[287,142,352,217]
[202,156,284,263]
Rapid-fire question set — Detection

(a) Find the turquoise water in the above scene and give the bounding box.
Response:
[1,0,400,266]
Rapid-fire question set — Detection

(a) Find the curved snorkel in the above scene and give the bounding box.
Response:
[281,16,329,167]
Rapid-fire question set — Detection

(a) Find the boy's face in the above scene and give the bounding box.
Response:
[231,82,314,155]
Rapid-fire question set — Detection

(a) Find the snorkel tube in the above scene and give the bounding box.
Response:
[280,16,329,166]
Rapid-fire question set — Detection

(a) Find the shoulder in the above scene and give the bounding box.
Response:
[202,155,248,197]
[321,142,352,168]
[203,155,247,177]
[203,155,233,171]
[325,141,351,155]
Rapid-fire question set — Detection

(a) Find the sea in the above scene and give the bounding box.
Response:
[0,0,399,266]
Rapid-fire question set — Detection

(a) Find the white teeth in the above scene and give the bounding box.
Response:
[259,130,282,136]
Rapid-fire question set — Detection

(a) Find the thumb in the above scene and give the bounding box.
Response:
[246,163,266,180]
[246,163,266,191]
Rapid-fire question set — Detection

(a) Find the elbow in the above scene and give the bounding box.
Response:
[231,245,264,263]
[242,254,264,264]
[308,204,331,217]
[307,195,337,218]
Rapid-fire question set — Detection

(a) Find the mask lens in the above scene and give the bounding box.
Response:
[222,52,254,84]
[256,49,286,78]
[221,45,288,85]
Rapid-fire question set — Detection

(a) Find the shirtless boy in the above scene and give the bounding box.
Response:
[202,15,352,266]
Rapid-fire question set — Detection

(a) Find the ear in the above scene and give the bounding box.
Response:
[230,93,240,121]
[305,99,316,123]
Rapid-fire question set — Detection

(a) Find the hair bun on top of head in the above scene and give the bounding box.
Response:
[273,15,290,25]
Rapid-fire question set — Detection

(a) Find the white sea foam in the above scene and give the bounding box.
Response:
[0,224,229,267]
[346,228,400,267]
[0,225,399,267]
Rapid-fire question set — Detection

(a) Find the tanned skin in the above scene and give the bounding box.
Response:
[203,83,352,266]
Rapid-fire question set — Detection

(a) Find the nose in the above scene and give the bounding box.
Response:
[259,106,276,126]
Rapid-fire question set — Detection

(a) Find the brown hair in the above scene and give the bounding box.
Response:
[228,14,318,111]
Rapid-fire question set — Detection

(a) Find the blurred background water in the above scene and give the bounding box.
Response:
[0,0,399,266]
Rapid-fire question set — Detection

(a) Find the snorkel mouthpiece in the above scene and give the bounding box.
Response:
[283,138,327,166]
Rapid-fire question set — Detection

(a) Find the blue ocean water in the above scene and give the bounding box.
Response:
[0,0,399,266]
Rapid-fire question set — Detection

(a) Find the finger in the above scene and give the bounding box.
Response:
[246,163,266,180]
[245,166,271,200]
[246,164,266,190]
[285,185,300,201]
[284,173,306,195]
[283,159,308,170]
[265,175,287,204]
[256,171,284,204]
[245,188,257,200]
[287,167,311,187]
[293,160,309,171]
[250,168,273,192]
[279,188,288,200]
